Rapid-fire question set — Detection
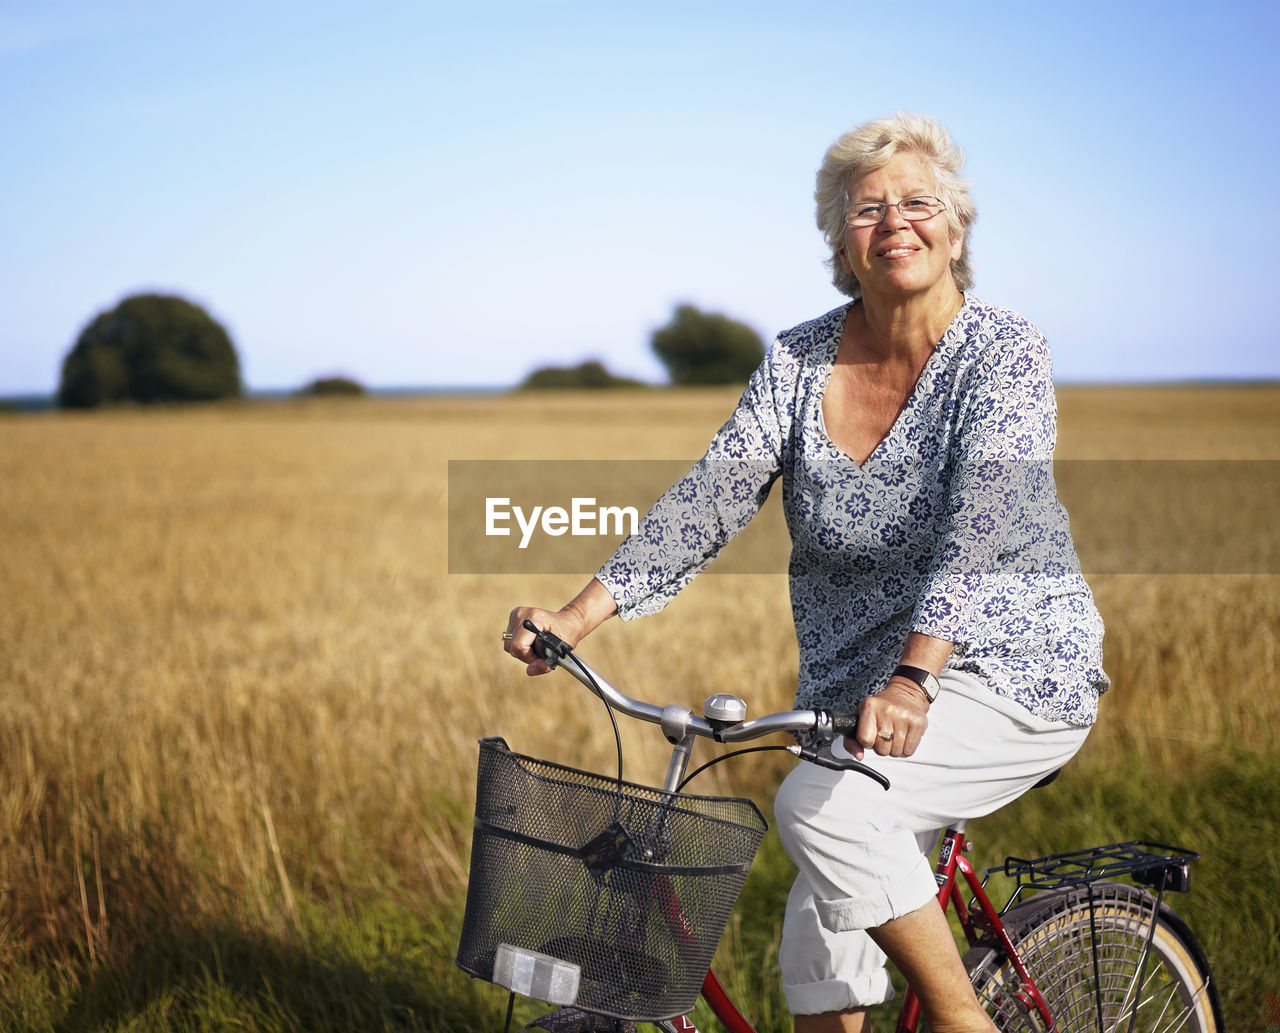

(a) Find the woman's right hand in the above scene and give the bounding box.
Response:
[502,579,619,675]
[502,604,590,676]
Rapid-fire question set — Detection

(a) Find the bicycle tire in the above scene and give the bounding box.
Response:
[960,881,1221,1033]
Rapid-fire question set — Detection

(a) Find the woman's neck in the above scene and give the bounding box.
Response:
[855,283,965,362]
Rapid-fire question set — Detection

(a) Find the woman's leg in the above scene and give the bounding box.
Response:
[776,671,1089,1029]
[867,901,996,1033]
[778,837,928,1017]
[791,902,995,1033]
[793,1007,869,1032]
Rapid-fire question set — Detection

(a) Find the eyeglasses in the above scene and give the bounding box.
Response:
[845,195,947,228]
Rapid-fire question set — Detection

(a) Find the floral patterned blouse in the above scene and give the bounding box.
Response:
[596,296,1108,726]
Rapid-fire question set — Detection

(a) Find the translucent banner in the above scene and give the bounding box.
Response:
[447,459,1279,575]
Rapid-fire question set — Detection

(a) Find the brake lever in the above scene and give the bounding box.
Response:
[788,743,891,790]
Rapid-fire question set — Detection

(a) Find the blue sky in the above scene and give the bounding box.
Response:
[2,0,1278,394]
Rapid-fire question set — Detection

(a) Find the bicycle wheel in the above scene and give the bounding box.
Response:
[961,881,1221,1033]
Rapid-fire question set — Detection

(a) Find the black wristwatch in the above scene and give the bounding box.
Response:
[892,664,941,703]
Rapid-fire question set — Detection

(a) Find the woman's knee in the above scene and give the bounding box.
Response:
[774,764,845,852]
[774,762,884,862]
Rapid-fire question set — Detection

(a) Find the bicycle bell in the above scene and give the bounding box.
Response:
[704,693,748,726]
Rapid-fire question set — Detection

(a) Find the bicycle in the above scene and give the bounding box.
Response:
[456,623,1222,1033]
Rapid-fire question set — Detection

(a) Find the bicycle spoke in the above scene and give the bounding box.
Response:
[1107,934,1210,1033]
[963,883,1219,1033]
[1113,969,1211,1033]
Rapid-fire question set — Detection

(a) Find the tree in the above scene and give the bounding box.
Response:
[650,304,765,385]
[297,375,366,397]
[519,359,647,390]
[58,294,242,408]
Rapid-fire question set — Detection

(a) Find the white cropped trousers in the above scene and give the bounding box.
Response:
[773,669,1090,1014]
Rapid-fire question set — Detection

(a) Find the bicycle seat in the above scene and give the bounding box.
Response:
[1030,769,1061,790]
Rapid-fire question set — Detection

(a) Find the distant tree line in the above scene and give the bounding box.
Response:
[54,294,764,405]
[520,303,764,390]
[520,360,647,390]
[296,376,366,397]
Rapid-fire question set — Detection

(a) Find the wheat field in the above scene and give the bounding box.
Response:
[1,385,1277,1031]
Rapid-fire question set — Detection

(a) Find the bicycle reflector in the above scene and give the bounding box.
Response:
[493,944,582,1007]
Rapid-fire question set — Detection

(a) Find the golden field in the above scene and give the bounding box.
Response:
[1,384,1277,1030]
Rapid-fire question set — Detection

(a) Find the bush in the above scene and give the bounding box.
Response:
[58,294,242,408]
[519,360,647,390]
[297,376,367,397]
[650,304,764,385]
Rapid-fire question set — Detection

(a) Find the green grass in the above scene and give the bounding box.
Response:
[711,747,1280,1032]
[0,883,501,1033]
[6,748,1271,1032]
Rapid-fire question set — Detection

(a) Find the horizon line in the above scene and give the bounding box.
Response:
[4,374,1280,403]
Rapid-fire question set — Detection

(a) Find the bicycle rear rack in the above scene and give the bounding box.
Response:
[1000,840,1200,892]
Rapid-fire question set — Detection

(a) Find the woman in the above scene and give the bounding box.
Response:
[504,113,1107,1033]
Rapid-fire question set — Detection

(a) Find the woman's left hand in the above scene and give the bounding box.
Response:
[849,679,931,759]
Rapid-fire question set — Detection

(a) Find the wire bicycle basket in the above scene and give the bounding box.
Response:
[455,737,768,1021]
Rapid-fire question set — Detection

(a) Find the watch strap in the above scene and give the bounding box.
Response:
[892,664,941,702]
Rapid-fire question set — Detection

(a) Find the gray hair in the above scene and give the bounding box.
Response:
[815,113,976,299]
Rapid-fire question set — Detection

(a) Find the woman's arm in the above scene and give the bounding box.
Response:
[499,322,809,674]
[501,349,789,673]
[588,334,798,620]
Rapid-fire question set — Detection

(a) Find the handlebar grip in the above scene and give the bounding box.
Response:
[522,619,572,667]
[826,710,861,737]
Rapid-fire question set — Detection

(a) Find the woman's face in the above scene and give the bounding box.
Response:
[840,152,962,303]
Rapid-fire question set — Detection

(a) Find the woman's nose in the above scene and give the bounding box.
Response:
[880,202,911,230]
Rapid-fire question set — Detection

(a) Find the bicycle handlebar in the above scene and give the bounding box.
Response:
[523,620,889,790]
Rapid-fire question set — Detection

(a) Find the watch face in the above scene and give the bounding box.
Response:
[895,664,939,700]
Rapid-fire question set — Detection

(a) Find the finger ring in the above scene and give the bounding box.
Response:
[501,632,514,641]
[878,732,894,742]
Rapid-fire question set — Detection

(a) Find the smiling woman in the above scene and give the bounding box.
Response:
[838,157,961,313]
[816,113,977,302]
[500,112,1108,1033]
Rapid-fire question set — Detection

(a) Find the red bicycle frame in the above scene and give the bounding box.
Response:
[688,826,1055,1033]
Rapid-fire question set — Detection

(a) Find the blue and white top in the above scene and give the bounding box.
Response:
[596,296,1108,726]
